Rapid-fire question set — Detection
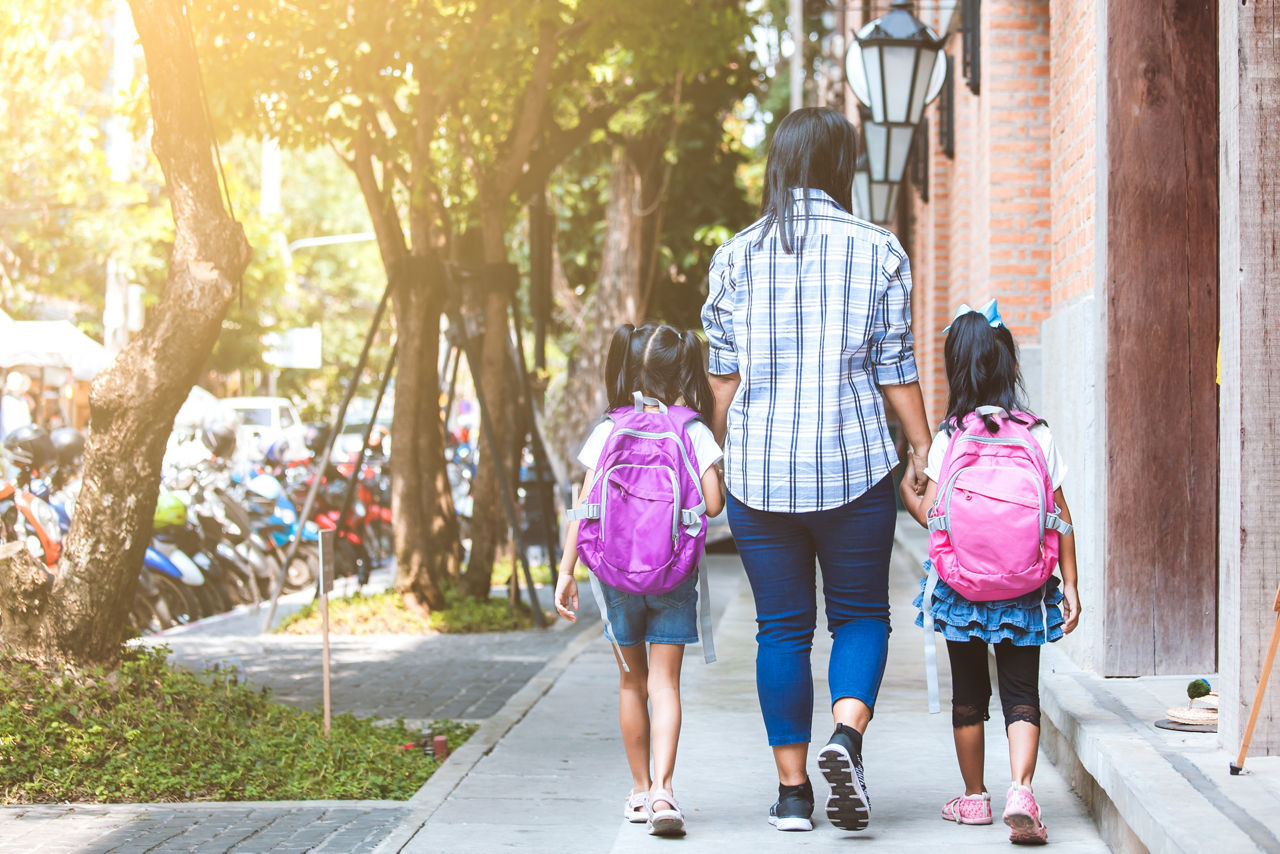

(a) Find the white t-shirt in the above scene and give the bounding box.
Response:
[577,419,723,476]
[923,407,1068,491]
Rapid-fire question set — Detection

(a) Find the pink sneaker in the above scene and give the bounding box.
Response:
[1002,784,1049,844]
[942,791,993,825]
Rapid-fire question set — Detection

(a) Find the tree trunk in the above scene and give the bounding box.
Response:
[390,255,459,611]
[0,0,251,667]
[546,140,666,471]
[460,203,520,597]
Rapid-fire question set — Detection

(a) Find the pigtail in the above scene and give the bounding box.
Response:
[604,323,636,411]
[678,329,714,421]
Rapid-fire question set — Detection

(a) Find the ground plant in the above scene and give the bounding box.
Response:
[275,587,549,636]
[0,647,474,803]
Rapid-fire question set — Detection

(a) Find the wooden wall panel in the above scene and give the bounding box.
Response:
[1218,0,1280,754]
[1104,0,1219,676]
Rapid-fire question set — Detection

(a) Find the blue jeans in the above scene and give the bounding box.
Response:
[727,476,896,746]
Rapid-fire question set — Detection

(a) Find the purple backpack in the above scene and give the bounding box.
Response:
[567,392,715,663]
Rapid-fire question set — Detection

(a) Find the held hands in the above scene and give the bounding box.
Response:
[1060,584,1082,634]
[554,573,579,623]
[908,449,929,495]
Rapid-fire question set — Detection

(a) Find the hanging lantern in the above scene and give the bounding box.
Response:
[846,1,948,127]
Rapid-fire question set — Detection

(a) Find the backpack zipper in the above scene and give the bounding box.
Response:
[602,463,682,544]
[942,438,1048,544]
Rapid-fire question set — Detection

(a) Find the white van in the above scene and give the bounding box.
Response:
[226,396,307,460]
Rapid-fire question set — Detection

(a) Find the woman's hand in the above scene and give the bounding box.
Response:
[554,573,579,623]
[1061,584,1082,634]
[909,448,929,495]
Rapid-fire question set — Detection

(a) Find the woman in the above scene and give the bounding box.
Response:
[701,107,931,834]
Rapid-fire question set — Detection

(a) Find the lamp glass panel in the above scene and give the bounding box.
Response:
[870,180,895,224]
[862,44,886,123]
[854,171,871,220]
[887,125,915,184]
[924,49,948,105]
[864,121,889,181]
[937,0,959,36]
[881,44,918,123]
[908,47,940,124]
[845,43,872,107]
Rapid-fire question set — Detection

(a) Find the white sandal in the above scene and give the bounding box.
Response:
[646,788,686,836]
[623,790,649,823]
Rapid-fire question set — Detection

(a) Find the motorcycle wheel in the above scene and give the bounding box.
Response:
[130,595,167,635]
[278,543,317,592]
[219,555,259,606]
[151,572,201,625]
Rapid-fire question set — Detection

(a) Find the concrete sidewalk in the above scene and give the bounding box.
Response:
[385,547,1110,852]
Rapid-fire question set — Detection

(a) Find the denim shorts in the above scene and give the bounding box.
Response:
[602,572,699,646]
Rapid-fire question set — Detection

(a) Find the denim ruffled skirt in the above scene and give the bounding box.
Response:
[912,559,1065,646]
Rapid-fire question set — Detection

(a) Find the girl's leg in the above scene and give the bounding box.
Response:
[616,643,652,794]
[646,643,686,803]
[811,476,897,733]
[993,642,1041,787]
[946,638,993,796]
[726,494,818,787]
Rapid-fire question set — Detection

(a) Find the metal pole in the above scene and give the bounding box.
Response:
[790,0,805,112]
[445,294,546,628]
[333,342,397,568]
[260,279,392,632]
[506,295,562,571]
[319,529,334,737]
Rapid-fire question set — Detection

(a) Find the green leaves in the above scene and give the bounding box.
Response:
[0,647,476,803]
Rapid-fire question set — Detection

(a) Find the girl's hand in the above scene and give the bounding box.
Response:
[1061,584,1082,634]
[554,573,579,623]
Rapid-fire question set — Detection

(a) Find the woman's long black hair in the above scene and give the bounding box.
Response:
[603,322,713,421]
[942,311,1044,435]
[757,107,860,253]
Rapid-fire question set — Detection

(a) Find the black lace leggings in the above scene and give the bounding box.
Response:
[946,638,1041,729]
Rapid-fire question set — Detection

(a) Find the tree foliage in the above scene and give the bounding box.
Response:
[192,0,754,605]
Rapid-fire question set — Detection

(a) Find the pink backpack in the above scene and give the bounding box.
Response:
[927,408,1070,601]
[567,392,715,664]
[920,407,1072,713]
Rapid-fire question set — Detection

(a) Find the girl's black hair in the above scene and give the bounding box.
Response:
[758,107,860,254]
[942,312,1045,435]
[604,322,713,421]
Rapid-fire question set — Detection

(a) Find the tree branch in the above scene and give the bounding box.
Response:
[515,90,640,202]
[492,17,559,195]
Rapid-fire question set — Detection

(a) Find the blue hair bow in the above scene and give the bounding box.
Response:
[943,298,1004,333]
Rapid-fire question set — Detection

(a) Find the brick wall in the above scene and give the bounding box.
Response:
[1049,0,1098,308]
[906,1,1052,423]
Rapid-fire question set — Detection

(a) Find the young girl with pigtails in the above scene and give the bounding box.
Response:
[555,322,725,837]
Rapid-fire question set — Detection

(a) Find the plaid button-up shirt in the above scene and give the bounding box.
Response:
[701,189,919,513]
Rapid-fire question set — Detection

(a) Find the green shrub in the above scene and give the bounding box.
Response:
[0,647,475,804]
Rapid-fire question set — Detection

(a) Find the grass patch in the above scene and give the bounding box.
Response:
[0,647,475,803]
[276,586,548,635]
[490,557,588,586]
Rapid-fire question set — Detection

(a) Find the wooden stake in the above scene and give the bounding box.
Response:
[1232,579,1280,773]
[319,530,334,738]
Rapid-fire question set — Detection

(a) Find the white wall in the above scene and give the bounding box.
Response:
[1040,295,1106,672]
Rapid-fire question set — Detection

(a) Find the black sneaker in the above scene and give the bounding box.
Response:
[818,724,871,831]
[768,778,814,831]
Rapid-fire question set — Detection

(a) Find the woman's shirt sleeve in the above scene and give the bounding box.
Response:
[870,235,920,386]
[701,244,739,376]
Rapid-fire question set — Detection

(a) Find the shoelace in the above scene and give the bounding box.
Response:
[855,757,870,806]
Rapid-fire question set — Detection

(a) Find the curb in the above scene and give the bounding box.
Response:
[372,618,602,854]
